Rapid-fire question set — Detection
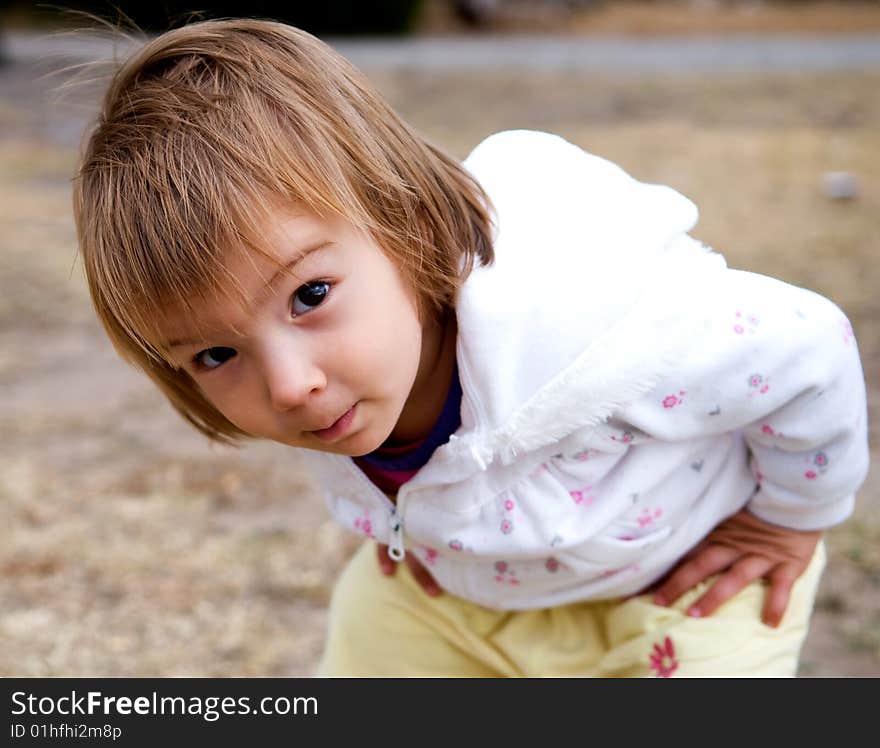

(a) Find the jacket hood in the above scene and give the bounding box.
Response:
[445,130,727,468]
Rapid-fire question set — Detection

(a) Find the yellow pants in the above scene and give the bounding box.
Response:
[317,541,825,677]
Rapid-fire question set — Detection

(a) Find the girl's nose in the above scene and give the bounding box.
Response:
[261,346,326,412]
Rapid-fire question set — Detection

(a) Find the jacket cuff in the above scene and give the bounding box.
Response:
[746,491,855,532]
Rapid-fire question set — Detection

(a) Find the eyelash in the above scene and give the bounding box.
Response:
[190,279,332,372]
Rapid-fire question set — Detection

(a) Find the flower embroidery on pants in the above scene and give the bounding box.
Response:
[649,636,679,678]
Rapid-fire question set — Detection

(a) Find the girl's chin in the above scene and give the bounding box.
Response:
[341,428,393,458]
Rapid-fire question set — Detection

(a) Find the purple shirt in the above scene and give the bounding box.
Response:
[354,364,462,494]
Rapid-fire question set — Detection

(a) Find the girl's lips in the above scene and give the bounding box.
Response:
[310,403,357,442]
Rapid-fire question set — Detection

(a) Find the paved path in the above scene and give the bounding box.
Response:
[4,29,880,73]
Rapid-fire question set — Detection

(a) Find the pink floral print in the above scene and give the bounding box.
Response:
[422,547,438,565]
[448,539,463,551]
[498,494,516,534]
[572,449,600,462]
[840,318,854,345]
[529,462,550,478]
[570,486,595,507]
[649,636,679,678]
[663,391,686,409]
[747,373,770,395]
[494,560,520,585]
[600,562,641,579]
[760,423,784,439]
[638,507,663,527]
[733,310,759,336]
[545,557,560,573]
[805,451,829,479]
[354,510,374,538]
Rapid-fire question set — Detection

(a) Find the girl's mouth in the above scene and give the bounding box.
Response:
[310,403,358,442]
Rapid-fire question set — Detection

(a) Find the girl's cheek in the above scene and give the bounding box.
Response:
[209,391,251,433]
[197,366,242,411]
[197,383,228,415]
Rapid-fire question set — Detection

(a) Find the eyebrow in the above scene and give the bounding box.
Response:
[164,240,332,350]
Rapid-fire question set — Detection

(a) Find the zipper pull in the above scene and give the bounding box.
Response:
[387,508,405,562]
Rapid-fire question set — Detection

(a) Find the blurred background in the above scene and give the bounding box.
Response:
[0,0,877,676]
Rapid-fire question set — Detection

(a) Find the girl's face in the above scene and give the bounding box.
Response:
[160,207,448,456]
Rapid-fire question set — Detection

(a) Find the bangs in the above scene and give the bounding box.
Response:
[77,49,389,363]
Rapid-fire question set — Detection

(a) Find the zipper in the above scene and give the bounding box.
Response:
[387,506,405,562]
[341,455,408,562]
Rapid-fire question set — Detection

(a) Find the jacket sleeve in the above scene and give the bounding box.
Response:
[624,267,870,531]
[738,276,869,530]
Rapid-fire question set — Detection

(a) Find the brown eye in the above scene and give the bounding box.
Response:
[291,281,330,317]
[194,346,237,370]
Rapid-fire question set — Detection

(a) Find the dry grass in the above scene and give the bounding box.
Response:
[0,56,877,676]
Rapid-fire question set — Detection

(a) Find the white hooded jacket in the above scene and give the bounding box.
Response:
[302,130,869,610]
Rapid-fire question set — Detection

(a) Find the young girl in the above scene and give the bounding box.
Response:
[73,19,869,677]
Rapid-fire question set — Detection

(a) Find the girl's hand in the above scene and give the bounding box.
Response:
[376,543,443,597]
[650,508,822,627]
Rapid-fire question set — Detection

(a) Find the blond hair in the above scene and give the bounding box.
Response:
[73,18,494,443]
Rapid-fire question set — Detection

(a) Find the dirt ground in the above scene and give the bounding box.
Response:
[1,22,878,676]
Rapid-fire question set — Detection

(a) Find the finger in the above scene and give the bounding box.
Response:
[376,543,397,576]
[652,545,740,606]
[686,555,773,619]
[762,564,800,628]
[405,555,442,597]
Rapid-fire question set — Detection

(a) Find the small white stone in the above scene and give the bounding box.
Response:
[821,172,860,201]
